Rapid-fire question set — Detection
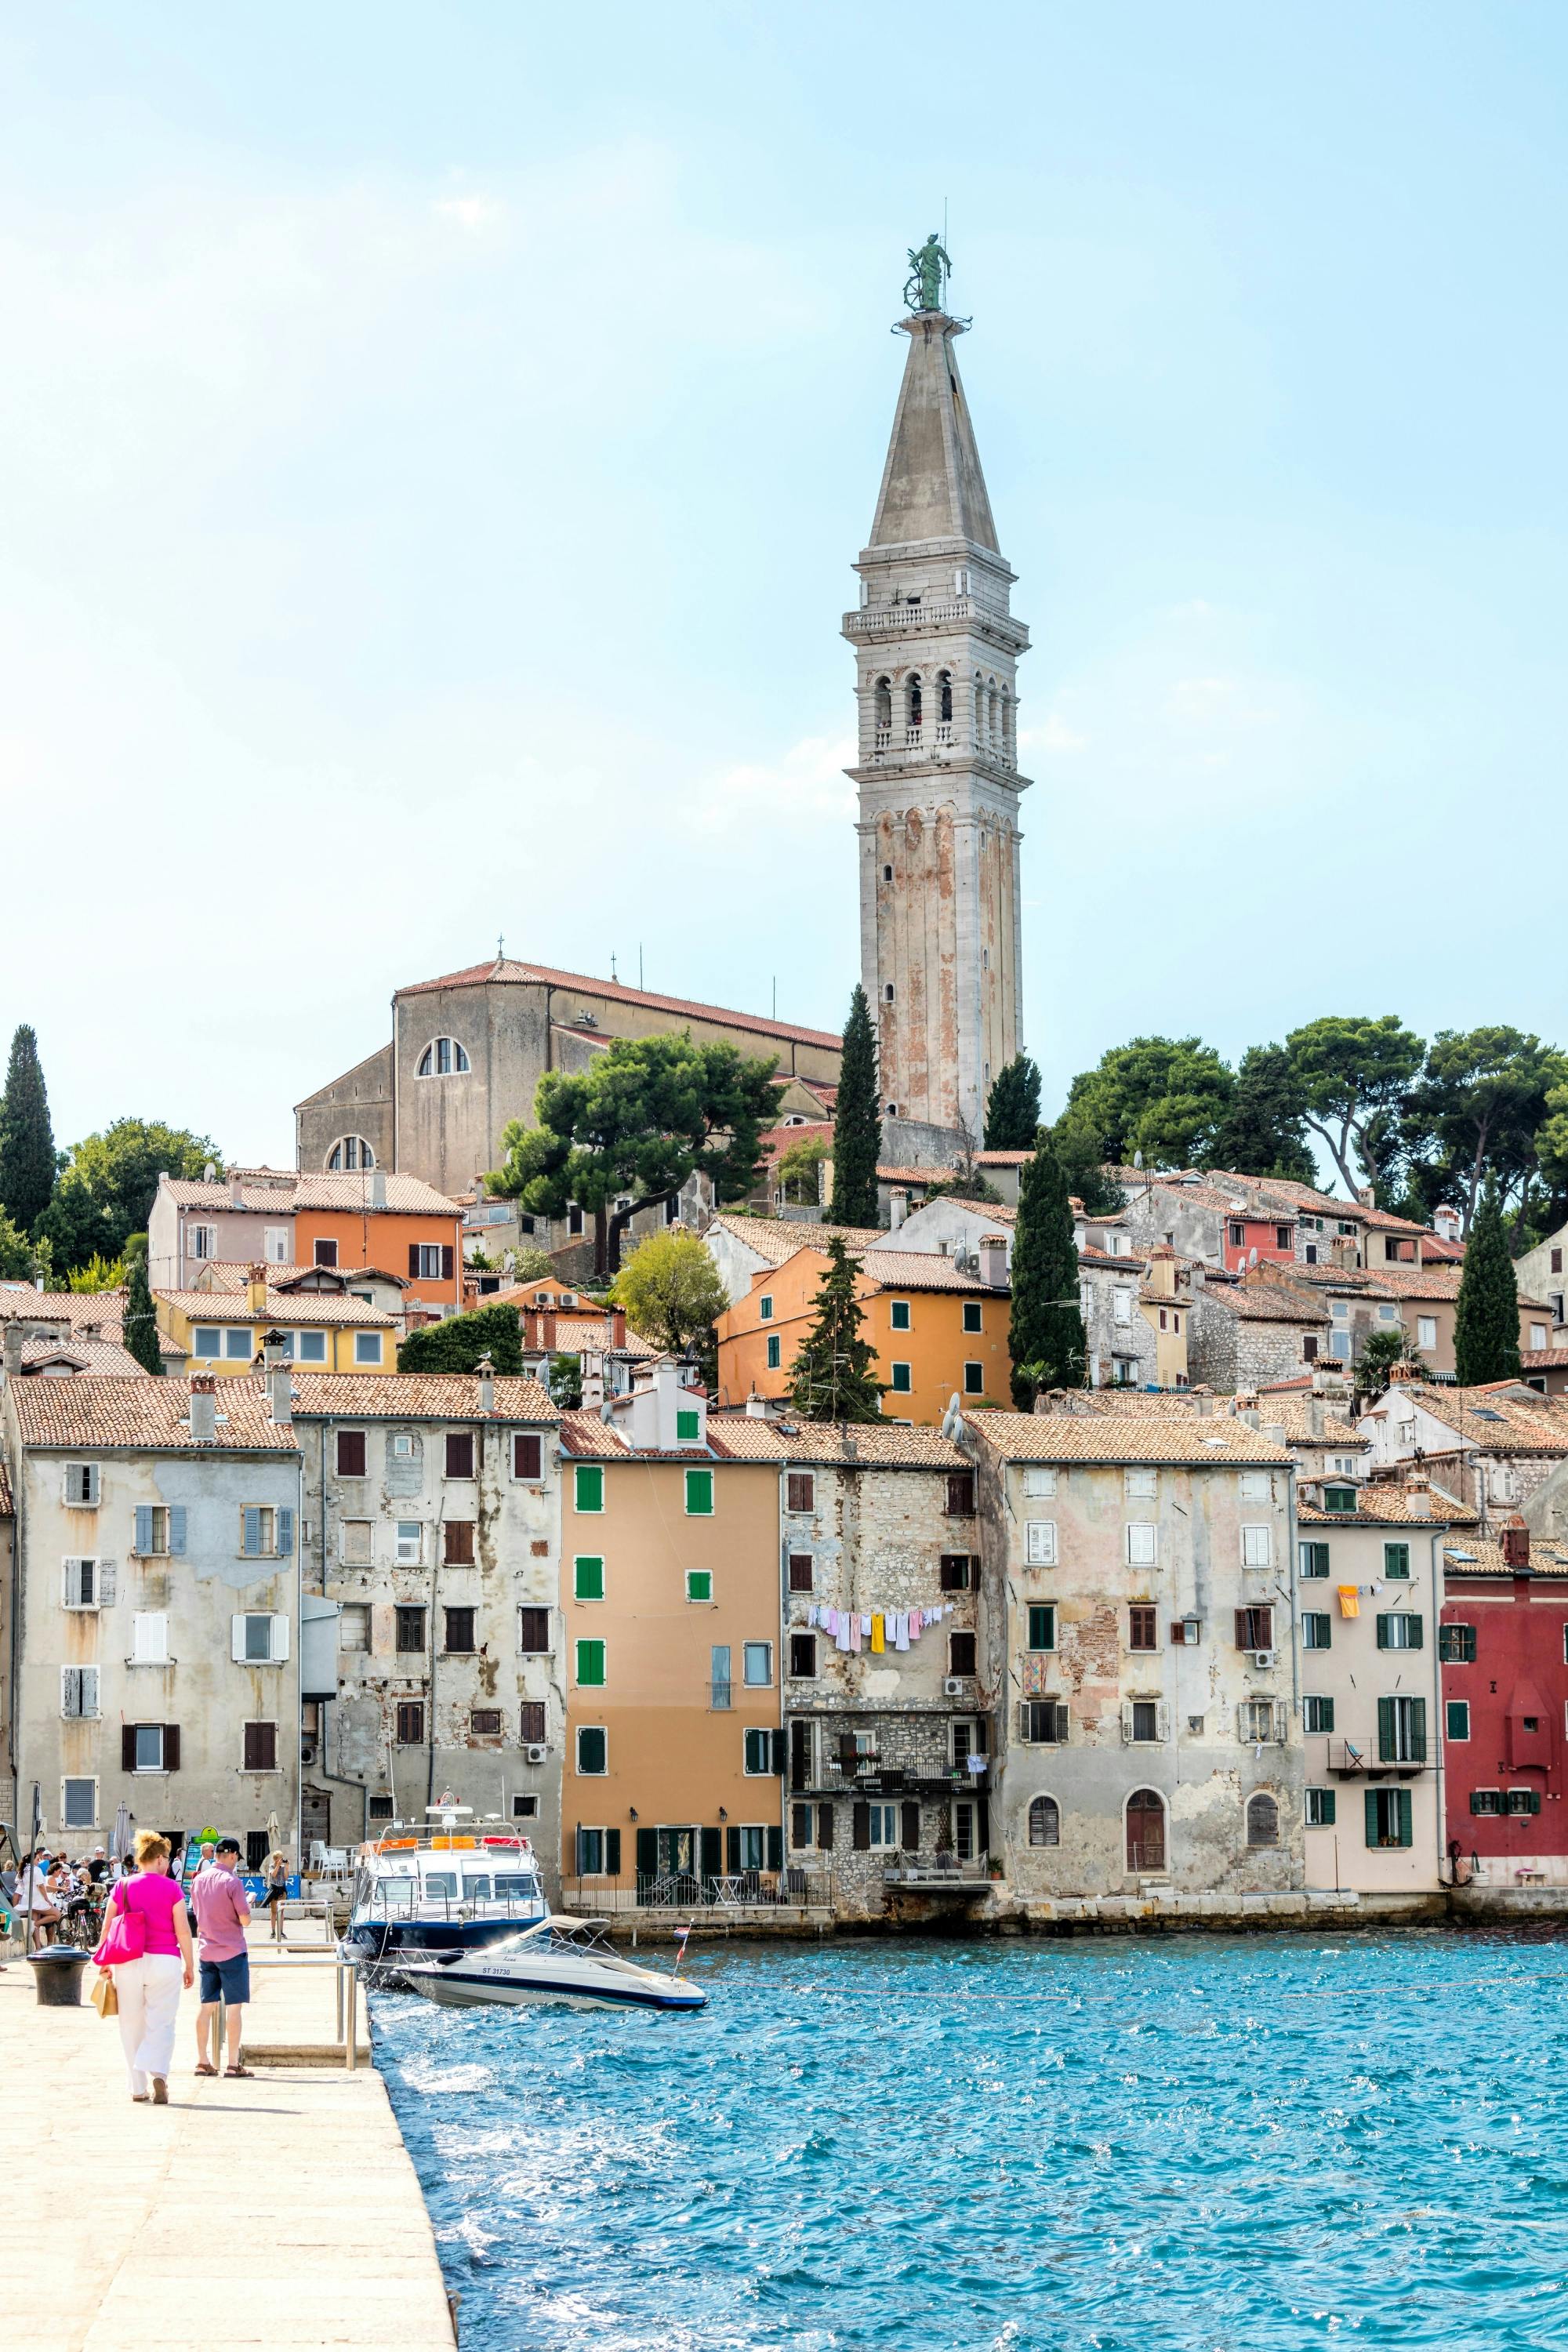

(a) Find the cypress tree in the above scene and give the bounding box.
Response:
[122,1252,165,1376]
[1008,1133,1086,1406]
[1454,1185,1521,1388]
[0,1024,55,1234]
[983,1054,1043,1150]
[786,1239,884,1422]
[828,985,881,1229]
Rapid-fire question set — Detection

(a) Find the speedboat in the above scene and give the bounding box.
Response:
[341,1804,549,1969]
[401,1914,709,2014]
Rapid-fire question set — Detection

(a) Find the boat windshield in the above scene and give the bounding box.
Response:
[463,1876,492,1900]
[423,1871,458,1898]
[492,1873,536,1896]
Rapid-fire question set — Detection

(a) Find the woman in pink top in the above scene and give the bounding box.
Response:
[105,1830,194,2103]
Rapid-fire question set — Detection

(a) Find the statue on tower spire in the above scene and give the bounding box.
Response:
[903,232,951,315]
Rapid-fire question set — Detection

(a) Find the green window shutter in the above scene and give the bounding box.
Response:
[576,1726,606,1774]
[766,1824,783,1871]
[1316,1789,1337,1827]
[687,1570,713,1602]
[1028,1604,1054,1651]
[766,1336,780,1370]
[1446,1699,1469,1740]
[700,1825,722,1877]
[1364,1789,1381,1847]
[1384,1542,1410,1579]
[575,1638,605,1687]
[1377,1695,1396,1762]
[634,1828,657,1877]
[1406,1615,1423,1649]
[685,1469,713,1516]
[575,1464,604,1514]
[604,1828,622,1876]
[676,1409,699,1443]
[1396,1789,1413,1848]
[573,1556,604,1601]
[1409,1697,1427,1762]
[1375,1614,1390,1650]
[726,1825,742,1873]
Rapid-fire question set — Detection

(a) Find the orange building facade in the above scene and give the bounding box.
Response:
[715,1244,1013,1426]
[295,1203,462,1310]
[557,1374,786,1899]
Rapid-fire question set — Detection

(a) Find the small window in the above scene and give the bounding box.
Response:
[686,1569,713,1603]
[676,1409,700,1444]
[788,1552,814,1592]
[1366,1787,1413,1849]
[514,1432,543,1482]
[946,1472,975,1516]
[949,1631,977,1677]
[443,1606,476,1654]
[766,1335,781,1370]
[1470,1788,1503,1816]
[1027,1603,1056,1652]
[1305,1788,1337,1828]
[242,1721,278,1772]
[1506,1788,1542,1817]
[368,1795,395,1820]
[353,1331,383,1366]
[62,1777,97,1830]
[1124,1468,1157,1501]
[574,1464,604,1513]
[1129,1700,1160,1743]
[890,1362,913,1394]
[575,1726,608,1776]
[1023,1468,1057,1498]
[416,1036,470,1077]
[685,1469,713,1516]
[517,1606,550,1653]
[575,1639,606,1688]
[1029,1795,1060,1847]
[339,1519,372,1566]
[224,1327,252,1360]
[1299,1541,1330,1579]
[520,1701,546,1744]
[1302,1695,1334,1733]
[1446,1699,1470,1741]
[443,1521,474,1566]
[963,1301,983,1334]
[192,1327,223,1359]
[1126,1524,1157,1567]
[1376,1613,1423,1651]
[1022,1699,1069,1744]
[1323,1486,1357,1515]
[395,1702,425,1746]
[940,1553,973,1591]
[314,1238,339,1269]
[574,1555,605,1602]
[394,1605,426,1653]
[1381,1541,1411,1580]
[297,1330,327,1363]
[190,1225,216,1261]
[339,1603,371,1653]
[786,1472,815,1515]
[1236,1606,1274,1650]
[789,1632,817,1677]
[1127,1604,1157,1652]
[1025,1521,1057,1566]
[743,1727,776,1776]
[888,1299,912,1335]
[1301,1612,1331,1650]
[1247,1792,1279,1847]
[1439,1624,1476,1663]
[336,1428,367,1476]
[327,1137,376,1172]
[470,1708,503,1737]
[759,1295,774,1322]
[1241,1524,1272,1569]
[742,1641,773,1686]
[445,1432,475,1479]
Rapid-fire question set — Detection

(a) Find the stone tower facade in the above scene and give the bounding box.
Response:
[844,307,1029,1145]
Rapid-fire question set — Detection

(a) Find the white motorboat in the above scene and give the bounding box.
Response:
[401,1914,709,2014]
[341,1803,548,1969]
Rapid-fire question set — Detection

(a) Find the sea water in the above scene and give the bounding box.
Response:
[372,1930,1568,2350]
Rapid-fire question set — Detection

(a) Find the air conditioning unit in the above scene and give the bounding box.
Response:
[1250,1650,1278,1670]
[524,1743,548,1765]
[942,1675,967,1697]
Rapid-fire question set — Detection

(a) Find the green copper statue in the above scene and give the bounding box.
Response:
[904,232,950,314]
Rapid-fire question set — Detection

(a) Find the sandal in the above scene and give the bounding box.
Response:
[151,2077,169,2104]
[194,2063,218,2077]
[224,2065,254,2078]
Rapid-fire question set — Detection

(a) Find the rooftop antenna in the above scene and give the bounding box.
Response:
[611,952,618,984]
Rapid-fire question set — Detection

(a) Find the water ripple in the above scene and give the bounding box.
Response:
[373,1929,1568,2350]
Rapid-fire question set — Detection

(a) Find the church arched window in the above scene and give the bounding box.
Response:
[906,674,923,731]
[874,676,892,728]
[938,670,953,723]
[327,1137,376,1172]
[416,1037,470,1079]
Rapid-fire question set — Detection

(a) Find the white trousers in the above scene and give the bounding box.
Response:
[115,1954,183,2092]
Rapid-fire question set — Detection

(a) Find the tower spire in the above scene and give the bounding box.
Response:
[844,248,1029,1145]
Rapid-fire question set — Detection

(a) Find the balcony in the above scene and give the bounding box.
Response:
[844,597,975,635]
[1327,1738,1428,1778]
[882,1857,989,1893]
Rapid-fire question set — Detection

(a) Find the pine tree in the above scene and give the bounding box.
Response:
[828,985,881,1229]
[984,1054,1043,1150]
[0,1024,55,1234]
[122,1252,165,1376]
[1008,1133,1086,1406]
[786,1239,884,1422]
[1454,1185,1521,1388]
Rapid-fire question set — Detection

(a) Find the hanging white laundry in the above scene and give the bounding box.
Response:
[860,1613,872,1637]
[894,1611,909,1652]
[836,1611,852,1652]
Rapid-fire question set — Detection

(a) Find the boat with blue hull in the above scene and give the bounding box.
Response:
[403,1915,709,2014]
[341,1804,548,1971]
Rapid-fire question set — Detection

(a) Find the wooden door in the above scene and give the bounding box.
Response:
[1126,1789,1165,1872]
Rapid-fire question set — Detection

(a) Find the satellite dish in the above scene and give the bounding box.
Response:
[1133,1150,1144,1170]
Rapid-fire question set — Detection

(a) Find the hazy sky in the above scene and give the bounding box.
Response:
[4,3,1566,1165]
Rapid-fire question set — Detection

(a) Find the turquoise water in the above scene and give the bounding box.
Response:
[372,1931,1568,2350]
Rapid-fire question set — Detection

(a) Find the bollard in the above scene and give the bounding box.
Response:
[28,1949,89,2007]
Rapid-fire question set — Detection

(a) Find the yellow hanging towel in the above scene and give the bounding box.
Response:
[870,1613,885,1653]
[1338,1584,1360,1617]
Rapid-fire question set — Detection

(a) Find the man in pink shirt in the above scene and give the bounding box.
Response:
[191,1838,253,2078]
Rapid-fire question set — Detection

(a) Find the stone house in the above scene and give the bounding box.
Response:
[289,1369,562,1875]
[1186,1266,1330,1392]
[703,1212,884,1310]
[1294,1468,1457,1894]
[147,1165,464,1312]
[964,1406,1303,1903]
[1514,1220,1568,1331]
[2,1371,302,1864]
[776,1423,990,1918]
[1357,1381,1568,1538]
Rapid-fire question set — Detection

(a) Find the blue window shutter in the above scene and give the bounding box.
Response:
[243,1507,262,1558]
[168,1507,187,1555]
[278,1507,295,1557]
[134,1506,153,1554]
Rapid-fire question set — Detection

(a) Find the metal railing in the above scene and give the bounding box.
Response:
[561,1871,833,1914]
[226,1952,363,2071]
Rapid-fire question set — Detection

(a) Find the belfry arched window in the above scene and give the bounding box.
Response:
[938,670,953,723]
[906,674,923,731]
[416,1037,470,1078]
[327,1137,376,1172]
[874,676,892,728]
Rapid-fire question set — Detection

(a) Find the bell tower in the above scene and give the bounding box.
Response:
[844,249,1029,1146]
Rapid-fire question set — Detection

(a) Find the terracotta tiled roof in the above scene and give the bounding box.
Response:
[877,1164,953,1185]
[860,1250,991,1294]
[395,954,842,1051]
[1421,1234,1466,1263]
[1200,1273,1328,1327]
[0,1285,131,1330]
[1298,1481,1474,1526]
[519,1316,659,1358]
[1080,1246,1149,1271]
[157,1288,397,1329]
[197,1263,411,1293]
[160,1168,460,1218]
[708,1214,885,1266]
[1442,1536,1568,1577]
[289,1373,557,1422]
[1381,1382,1568,1456]
[21,1337,147,1377]
[1520,1348,1568,1372]
[975,1150,1033,1167]
[0,1459,12,1515]
[967,1410,1294,1465]
[9,1378,299,1453]
[554,1410,967,1468]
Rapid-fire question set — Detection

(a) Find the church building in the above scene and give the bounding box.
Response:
[296,248,1029,1196]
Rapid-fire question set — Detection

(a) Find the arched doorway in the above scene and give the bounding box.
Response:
[1126,1788,1166,1872]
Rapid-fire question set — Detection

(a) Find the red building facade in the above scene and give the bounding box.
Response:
[1439,1518,1568,1888]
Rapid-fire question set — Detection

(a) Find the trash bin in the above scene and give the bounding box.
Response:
[27,1948,90,2007]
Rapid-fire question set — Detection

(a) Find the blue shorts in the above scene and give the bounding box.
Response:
[199,1953,250,2005]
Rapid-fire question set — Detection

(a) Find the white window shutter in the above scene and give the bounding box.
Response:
[133,1612,167,1663]
[98,1560,116,1606]
[270,1613,290,1662]
[81,1666,100,1718]
[61,1666,79,1716]
[231,1615,248,1664]
[61,1558,78,1606]
[86,1464,100,1505]
[1156,1700,1171,1742]
[1120,1700,1134,1745]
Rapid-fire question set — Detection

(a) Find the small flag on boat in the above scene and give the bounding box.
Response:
[675,1923,692,1965]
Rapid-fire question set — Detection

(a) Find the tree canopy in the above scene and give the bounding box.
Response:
[1454,1187,1522,1388]
[36,1118,220,1272]
[1064,1036,1234,1170]
[1206,1044,1316,1185]
[786,1238,884,1422]
[984,1054,1043,1150]
[1403,1027,1565,1231]
[397,1302,524,1376]
[1008,1133,1086,1406]
[0,1025,55,1235]
[1280,1015,1425,1199]
[828,985,880,1229]
[487,1032,782,1277]
[612,1229,729,1358]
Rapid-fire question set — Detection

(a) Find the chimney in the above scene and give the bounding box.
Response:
[1403,1471,1430,1519]
[229,1168,244,1210]
[246,1264,268,1317]
[1433,1204,1461,1244]
[368,1165,387,1210]
[979,1233,1009,1290]
[476,1351,495,1415]
[1,1323,23,1380]
[889,1188,908,1231]
[1193,1392,1212,1417]
[610,1307,626,1349]
[1356,1185,1376,1210]
[190,1374,217,1444]
[1501,1513,1530,1570]
[540,1312,557,1352]
[580,1367,604,1411]
[1308,1397,1324,1439]
[1262,1423,1286,1447]
[260,1333,292,1425]
[745,1390,776,1420]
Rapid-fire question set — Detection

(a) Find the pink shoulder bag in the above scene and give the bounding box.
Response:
[92,1880,146,1967]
